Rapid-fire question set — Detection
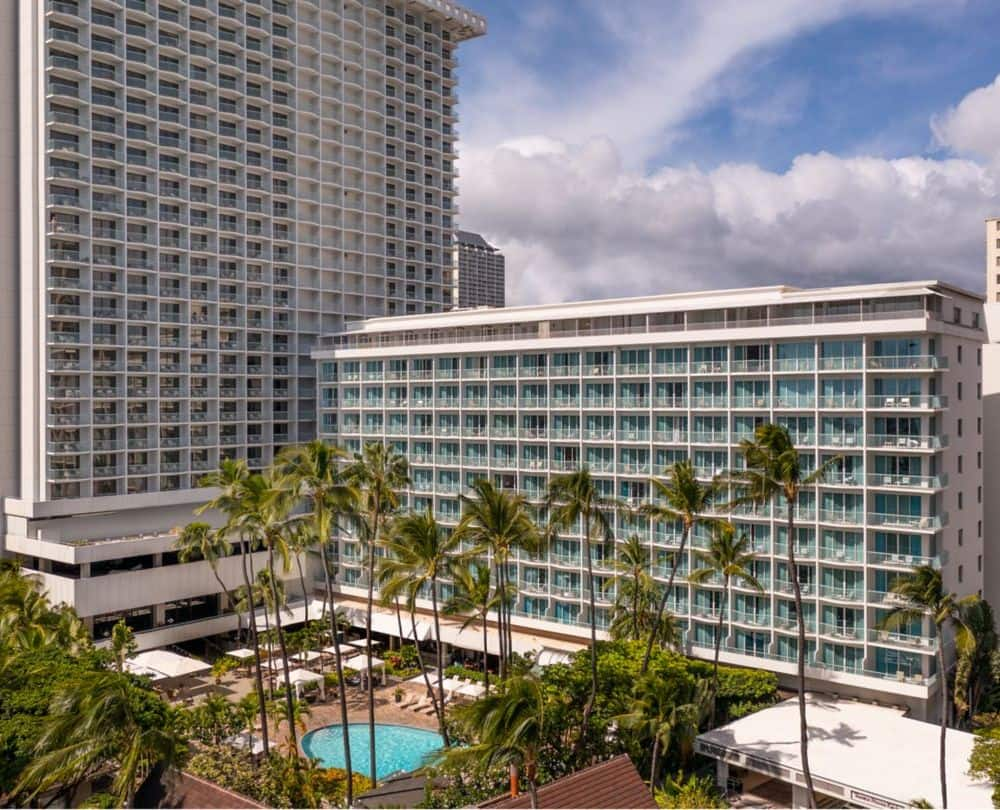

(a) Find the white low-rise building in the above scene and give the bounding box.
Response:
[314,280,985,718]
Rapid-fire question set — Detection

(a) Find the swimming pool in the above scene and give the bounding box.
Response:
[301,723,445,780]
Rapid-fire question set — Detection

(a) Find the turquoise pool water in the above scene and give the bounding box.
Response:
[301,723,445,780]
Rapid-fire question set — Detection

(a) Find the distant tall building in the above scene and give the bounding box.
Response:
[454,229,505,308]
[987,217,1000,302]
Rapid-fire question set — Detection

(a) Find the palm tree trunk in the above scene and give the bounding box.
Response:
[482,610,490,695]
[649,734,661,789]
[366,512,379,786]
[238,537,269,756]
[394,596,405,651]
[411,607,443,723]
[430,575,451,746]
[938,631,949,808]
[642,524,689,674]
[711,577,728,727]
[320,538,353,807]
[267,543,299,756]
[576,512,599,758]
[495,559,507,678]
[787,504,816,808]
[295,553,309,628]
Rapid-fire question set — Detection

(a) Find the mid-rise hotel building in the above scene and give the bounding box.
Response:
[314,281,985,718]
[1,0,485,648]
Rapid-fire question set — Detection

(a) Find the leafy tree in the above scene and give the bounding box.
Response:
[654,772,727,809]
[640,461,719,673]
[380,510,465,744]
[229,470,303,754]
[16,670,186,806]
[174,521,235,625]
[445,561,502,694]
[278,438,359,801]
[616,674,711,787]
[440,674,553,808]
[955,597,999,726]
[969,725,1000,808]
[546,468,617,743]
[688,521,763,725]
[456,479,541,676]
[110,618,137,674]
[878,565,967,808]
[345,441,410,785]
[196,459,270,755]
[735,423,830,808]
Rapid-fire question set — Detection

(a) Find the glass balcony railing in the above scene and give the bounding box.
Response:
[867,433,946,450]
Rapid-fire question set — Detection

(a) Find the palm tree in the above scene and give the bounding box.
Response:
[17,670,186,806]
[688,521,763,724]
[232,470,302,755]
[279,439,358,803]
[607,534,672,644]
[345,441,410,786]
[640,460,719,674]
[174,521,241,642]
[736,423,831,807]
[380,510,465,743]
[196,459,270,756]
[456,479,541,677]
[444,562,500,694]
[877,565,966,808]
[954,597,997,727]
[236,692,261,753]
[441,673,551,808]
[0,564,91,654]
[271,696,312,754]
[545,468,617,738]
[110,618,136,673]
[616,674,712,787]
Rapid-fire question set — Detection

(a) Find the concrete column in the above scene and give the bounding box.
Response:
[715,759,729,791]
[80,562,90,577]
[153,604,166,626]
[792,783,810,809]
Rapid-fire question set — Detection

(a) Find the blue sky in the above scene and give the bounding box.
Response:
[449,0,1000,304]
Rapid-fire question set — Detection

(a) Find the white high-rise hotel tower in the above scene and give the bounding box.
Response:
[0,0,485,647]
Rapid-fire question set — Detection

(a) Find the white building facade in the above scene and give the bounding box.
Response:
[314,281,985,717]
[2,0,485,648]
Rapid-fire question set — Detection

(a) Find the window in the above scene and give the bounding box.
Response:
[979,555,983,573]
[959,528,964,546]
[958,565,963,584]
[953,307,961,324]
[958,492,963,509]
[958,419,963,437]
[957,382,963,401]
[957,345,963,363]
[958,455,963,473]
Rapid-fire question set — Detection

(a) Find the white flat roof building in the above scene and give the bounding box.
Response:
[314,280,985,718]
[696,696,992,809]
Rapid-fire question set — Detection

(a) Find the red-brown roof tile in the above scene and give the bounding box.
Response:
[478,755,657,809]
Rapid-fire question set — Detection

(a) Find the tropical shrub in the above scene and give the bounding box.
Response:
[187,745,371,807]
[655,772,727,808]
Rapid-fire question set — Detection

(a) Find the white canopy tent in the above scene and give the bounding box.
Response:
[125,650,211,682]
[323,643,361,659]
[291,650,324,665]
[226,648,256,661]
[351,654,386,688]
[536,648,574,667]
[287,668,325,700]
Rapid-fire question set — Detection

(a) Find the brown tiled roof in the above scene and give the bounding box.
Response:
[478,755,657,809]
[135,769,264,809]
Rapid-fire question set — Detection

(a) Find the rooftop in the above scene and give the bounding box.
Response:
[457,229,499,251]
[695,696,991,808]
[478,755,657,809]
[316,280,983,354]
[411,0,487,41]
